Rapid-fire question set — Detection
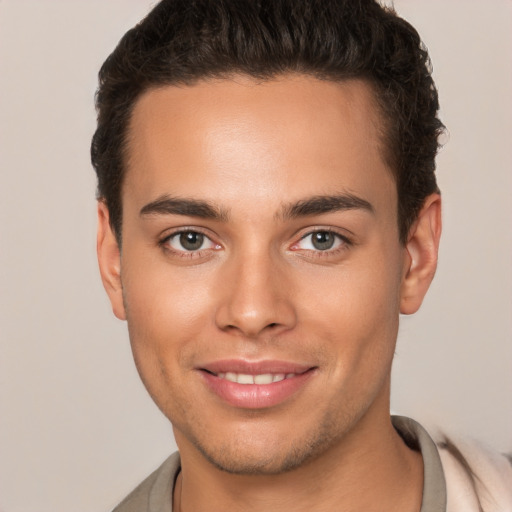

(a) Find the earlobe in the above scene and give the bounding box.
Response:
[400,193,442,315]
[97,202,126,320]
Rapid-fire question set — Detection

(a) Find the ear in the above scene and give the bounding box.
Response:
[400,193,442,315]
[97,202,126,320]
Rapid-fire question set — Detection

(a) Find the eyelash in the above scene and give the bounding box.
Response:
[291,229,352,257]
[158,228,353,260]
[159,228,221,260]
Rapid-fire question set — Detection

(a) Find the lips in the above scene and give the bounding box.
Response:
[198,360,315,409]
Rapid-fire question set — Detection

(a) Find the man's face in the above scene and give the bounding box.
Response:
[103,76,413,474]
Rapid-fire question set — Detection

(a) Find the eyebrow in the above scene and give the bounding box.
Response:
[140,195,229,221]
[139,192,374,222]
[278,193,374,220]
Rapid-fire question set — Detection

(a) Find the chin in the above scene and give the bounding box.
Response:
[181,417,345,476]
[196,444,315,475]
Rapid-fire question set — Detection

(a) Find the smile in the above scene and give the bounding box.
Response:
[215,372,297,384]
[199,362,315,409]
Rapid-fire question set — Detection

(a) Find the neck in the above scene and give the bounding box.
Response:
[174,403,423,512]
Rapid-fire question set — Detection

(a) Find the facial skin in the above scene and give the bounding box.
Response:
[98,75,440,511]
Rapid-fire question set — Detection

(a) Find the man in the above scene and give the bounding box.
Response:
[91,1,512,511]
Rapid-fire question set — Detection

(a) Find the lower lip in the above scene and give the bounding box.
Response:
[200,370,314,409]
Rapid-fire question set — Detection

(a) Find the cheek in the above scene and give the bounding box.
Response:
[297,248,402,364]
[120,253,216,394]
[300,257,401,326]
[122,248,215,335]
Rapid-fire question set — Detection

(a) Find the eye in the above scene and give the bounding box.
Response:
[294,230,346,251]
[165,230,218,252]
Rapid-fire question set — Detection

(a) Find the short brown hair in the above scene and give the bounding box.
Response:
[91,0,444,244]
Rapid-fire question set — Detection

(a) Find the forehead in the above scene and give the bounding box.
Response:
[124,75,395,217]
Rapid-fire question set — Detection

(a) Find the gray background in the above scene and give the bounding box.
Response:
[1,1,511,511]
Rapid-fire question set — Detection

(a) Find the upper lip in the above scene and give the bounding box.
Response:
[198,359,315,375]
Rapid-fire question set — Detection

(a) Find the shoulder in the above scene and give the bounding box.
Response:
[112,452,180,512]
[392,416,512,512]
[437,437,512,512]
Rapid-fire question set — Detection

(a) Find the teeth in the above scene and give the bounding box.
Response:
[254,374,273,384]
[216,372,296,384]
[237,373,254,384]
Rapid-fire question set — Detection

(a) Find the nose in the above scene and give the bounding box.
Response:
[214,251,297,338]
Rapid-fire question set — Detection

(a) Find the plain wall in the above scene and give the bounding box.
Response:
[0,1,511,511]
